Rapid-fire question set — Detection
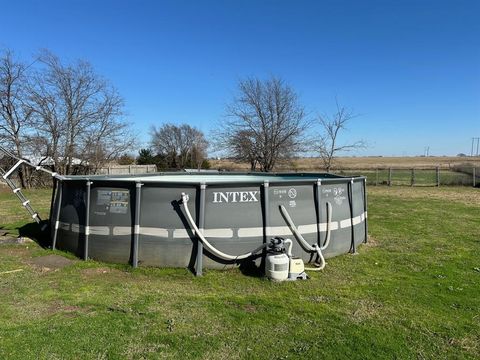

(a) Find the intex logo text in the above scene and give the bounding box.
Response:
[212,191,259,203]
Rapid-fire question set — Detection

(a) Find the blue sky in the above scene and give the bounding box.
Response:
[2,0,479,156]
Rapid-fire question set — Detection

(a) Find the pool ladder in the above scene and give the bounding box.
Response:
[0,166,47,231]
[0,146,65,232]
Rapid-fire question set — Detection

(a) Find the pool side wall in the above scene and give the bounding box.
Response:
[52,177,367,269]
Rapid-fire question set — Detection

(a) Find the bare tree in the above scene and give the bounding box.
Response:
[27,63,64,173]
[317,100,366,172]
[80,113,136,173]
[0,49,34,187]
[230,129,259,170]
[28,50,134,175]
[151,123,208,169]
[216,76,308,172]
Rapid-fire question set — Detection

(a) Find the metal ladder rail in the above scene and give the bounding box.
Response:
[0,168,47,231]
[0,147,64,232]
[0,146,66,180]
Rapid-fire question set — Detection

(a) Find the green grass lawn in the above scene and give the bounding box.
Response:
[0,186,479,359]
[0,188,52,237]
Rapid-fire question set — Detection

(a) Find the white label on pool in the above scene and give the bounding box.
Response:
[212,191,259,203]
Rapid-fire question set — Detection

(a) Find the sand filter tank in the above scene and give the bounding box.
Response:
[265,237,308,281]
[265,238,290,281]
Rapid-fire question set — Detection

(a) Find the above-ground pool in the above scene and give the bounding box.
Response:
[50,172,367,274]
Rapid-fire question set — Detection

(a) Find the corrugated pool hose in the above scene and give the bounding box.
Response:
[181,193,333,270]
[279,202,332,271]
[181,193,267,261]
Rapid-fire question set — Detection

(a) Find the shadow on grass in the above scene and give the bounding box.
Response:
[17,220,52,248]
[239,259,264,278]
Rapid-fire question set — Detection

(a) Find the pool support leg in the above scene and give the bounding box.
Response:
[261,181,270,270]
[348,179,356,254]
[84,181,92,261]
[315,179,322,247]
[196,183,206,276]
[48,177,58,227]
[51,181,63,250]
[263,180,270,241]
[132,182,143,268]
[363,178,368,243]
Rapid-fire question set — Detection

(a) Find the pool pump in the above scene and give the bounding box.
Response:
[265,237,308,281]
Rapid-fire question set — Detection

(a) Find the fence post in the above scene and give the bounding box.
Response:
[436,166,440,187]
[388,168,392,187]
[411,168,415,187]
[375,168,378,186]
[474,167,476,187]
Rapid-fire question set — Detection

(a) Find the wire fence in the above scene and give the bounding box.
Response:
[335,166,479,187]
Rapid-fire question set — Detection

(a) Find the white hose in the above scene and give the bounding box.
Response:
[279,202,333,271]
[321,202,333,250]
[284,238,293,257]
[181,193,267,261]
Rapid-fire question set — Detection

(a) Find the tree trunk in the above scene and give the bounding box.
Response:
[14,139,28,188]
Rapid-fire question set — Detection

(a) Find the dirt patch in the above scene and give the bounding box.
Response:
[45,303,79,315]
[305,295,332,303]
[45,301,90,317]
[80,267,113,276]
[29,254,74,271]
[350,299,383,323]
[0,235,34,245]
[447,335,480,354]
[242,304,258,313]
[224,301,260,313]
[1,246,31,258]
[0,236,20,244]
[364,236,379,247]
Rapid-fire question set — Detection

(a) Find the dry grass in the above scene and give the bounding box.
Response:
[211,156,480,171]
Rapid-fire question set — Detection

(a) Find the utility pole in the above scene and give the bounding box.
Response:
[424,146,430,157]
[472,137,480,157]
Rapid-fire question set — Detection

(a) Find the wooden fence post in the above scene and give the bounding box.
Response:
[436,166,440,187]
[473,167,476,187]
[375,168,379,186]
[388,168,392,187]
[411,168,415,186]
